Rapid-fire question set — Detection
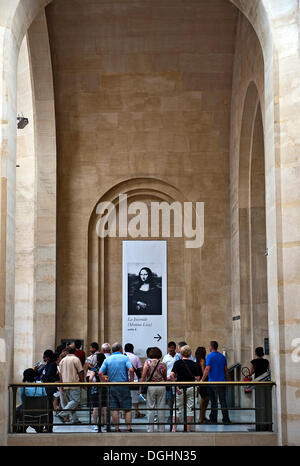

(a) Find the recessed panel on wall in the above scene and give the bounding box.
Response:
[122,241,167,357]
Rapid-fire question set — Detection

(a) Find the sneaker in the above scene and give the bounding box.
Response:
[92,425,98,432]
[56,414,66,423]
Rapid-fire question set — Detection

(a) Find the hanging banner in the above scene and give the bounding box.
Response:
[122,241,167,358]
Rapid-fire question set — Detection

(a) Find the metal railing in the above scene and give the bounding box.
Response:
[9,381,275,434]
[228,363,241,408]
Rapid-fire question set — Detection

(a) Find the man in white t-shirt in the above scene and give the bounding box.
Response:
[124,343,145,419]
[162,341,177,379]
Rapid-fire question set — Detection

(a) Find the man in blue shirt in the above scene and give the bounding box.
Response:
[200,341,231,424]
[99,342,134,432]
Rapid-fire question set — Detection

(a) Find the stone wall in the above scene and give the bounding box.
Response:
[46,0,239,358]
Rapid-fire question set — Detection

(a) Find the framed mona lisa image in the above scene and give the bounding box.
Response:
[128,264,162,315]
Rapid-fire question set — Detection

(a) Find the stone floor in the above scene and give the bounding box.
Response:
[24,402,256,434]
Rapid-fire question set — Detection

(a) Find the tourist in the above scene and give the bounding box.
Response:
[101,342,112,358]
[15,368,47,433]
[74,340,86,366]
[200,341,231,424]
[56,347,69,420]
[163,341,177,378]
[124,343,145,419]
[52,352,62,416]
[40,349,60,432]
[174,341,195,361]
[146,347,153,360]
[57,345,84,424]
[85,342,100,407]
[140,347,167,432]
[89,352,106,431]
[33,360,45,380]
[195,346,210,423]
[162,341,177,409]
[99,342,134,432]
[88,342,100,368]
[170,345,200,432]
[249,347,270,378]
[174,341,187,361]
[55,344,65,355]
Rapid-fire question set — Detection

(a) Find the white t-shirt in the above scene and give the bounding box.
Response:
[162,353,177,378]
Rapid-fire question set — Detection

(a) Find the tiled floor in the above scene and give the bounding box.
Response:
[25,402,256,434]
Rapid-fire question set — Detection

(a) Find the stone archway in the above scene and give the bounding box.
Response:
[13,9,56,381]
[238,81,268,367]
[87,178,191,349]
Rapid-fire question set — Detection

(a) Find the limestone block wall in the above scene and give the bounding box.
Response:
[46,0,239,359]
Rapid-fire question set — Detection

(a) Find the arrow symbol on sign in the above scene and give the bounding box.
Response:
[154,334,162,342]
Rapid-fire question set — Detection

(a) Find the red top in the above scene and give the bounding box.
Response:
[74,349,86,366]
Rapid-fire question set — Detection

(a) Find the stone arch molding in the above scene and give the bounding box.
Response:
[239,81,261,210]
[238,81,267,366]
[87,177,190,345]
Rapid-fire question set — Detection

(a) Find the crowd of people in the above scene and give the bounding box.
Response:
[16,339,269,433]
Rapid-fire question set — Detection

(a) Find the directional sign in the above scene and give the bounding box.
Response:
[122,241,167,358]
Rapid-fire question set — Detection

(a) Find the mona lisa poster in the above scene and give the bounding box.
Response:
[122,241,167,357]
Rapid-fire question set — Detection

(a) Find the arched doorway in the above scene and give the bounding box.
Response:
[238,82,268,367]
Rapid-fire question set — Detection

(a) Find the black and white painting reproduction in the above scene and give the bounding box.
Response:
[128,263,162,315]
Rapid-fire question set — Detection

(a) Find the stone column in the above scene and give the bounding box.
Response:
[0,5,20,445]
[269,0,300,446]
[0,0,52,445]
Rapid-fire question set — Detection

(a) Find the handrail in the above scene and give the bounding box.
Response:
[9,380,276,433]
[9,381,276,387]
[228,363,241,371]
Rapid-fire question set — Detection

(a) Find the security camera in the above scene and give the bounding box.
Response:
[17,116,29,129]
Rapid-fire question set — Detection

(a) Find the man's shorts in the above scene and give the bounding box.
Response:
[109,386,132,411]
